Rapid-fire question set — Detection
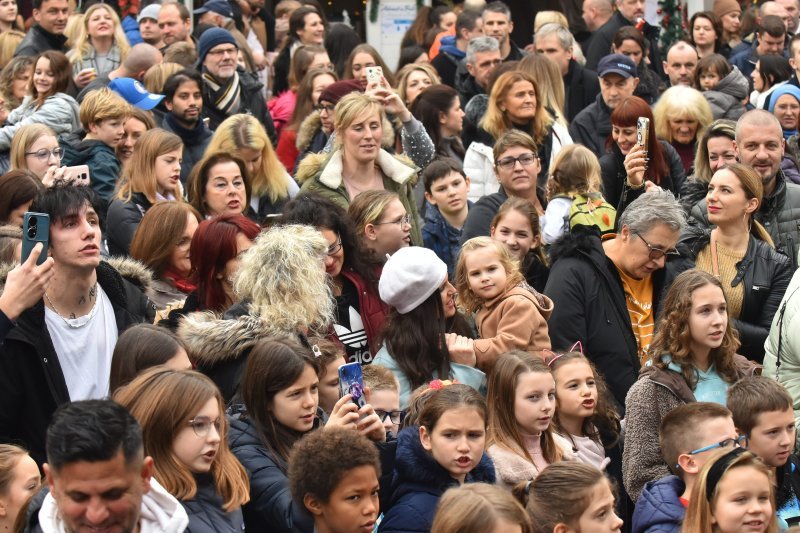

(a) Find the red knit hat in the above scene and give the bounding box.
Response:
[318,79,366,106]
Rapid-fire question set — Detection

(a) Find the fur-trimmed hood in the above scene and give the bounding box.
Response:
[294,148,417,189]
[177,311,282,366]
[295,110,323,153]
[0,257,152,295]
[547,225,606,267]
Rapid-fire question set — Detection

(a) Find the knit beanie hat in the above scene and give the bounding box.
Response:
[713,0,741,18]
[318,79,366,106]
[196,27,237,67]
[379,247,447,314]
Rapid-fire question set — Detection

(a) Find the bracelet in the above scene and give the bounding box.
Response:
[626,179,645,190]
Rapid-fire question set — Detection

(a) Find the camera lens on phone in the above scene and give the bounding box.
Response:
[27,227,37,238]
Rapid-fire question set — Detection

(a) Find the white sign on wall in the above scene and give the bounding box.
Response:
[366,1,425,71]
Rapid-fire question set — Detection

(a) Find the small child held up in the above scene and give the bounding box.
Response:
[490,197,549,292]
[456,237,553,370]
[378,384,495,533]
[727,376,800,527]
[693,54,748,120]
[431,483,533,533]
[542,144,615,245]
[682,448,778,533]
[422,158,472,277]
[518,462,624,532]
[487,351,573,491]
[549,351,621,471]
[289,427,382,533]
[632,402,739,533]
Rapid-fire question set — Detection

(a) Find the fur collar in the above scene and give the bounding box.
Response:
[295,110,323,152]
[178,311,282,366]
[547,226,606,265]
[105,256,154,294]
[295,148,417,189]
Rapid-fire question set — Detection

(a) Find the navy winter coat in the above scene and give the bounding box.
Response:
[631,475,685,533]
[183,474,245,533]
[378,426,496,533]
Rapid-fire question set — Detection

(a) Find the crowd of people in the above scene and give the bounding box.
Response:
[2,0,800,531]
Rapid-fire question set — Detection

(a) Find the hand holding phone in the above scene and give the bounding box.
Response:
[338,362,367,409]
[366,66,383,88]
[62,165,90,187]
[21,212,50,266]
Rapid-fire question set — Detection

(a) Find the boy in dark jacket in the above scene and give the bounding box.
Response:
[632,403,738,533]
[61,88,131,201]
[422,158,472,278]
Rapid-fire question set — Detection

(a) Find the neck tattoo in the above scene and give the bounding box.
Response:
[45,282,99,328]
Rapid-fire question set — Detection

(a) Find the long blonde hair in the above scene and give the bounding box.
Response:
[206,114,289,202]
[67,4,130,67]
[518,54,566,127]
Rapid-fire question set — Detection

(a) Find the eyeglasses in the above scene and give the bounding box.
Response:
[188,416,222,437]
[375,409,404,425]
[26,148,63,161]
[327,237,342,256]
[495,153,538,170]
[676,435,748,469]
[207,47,238,57]
[315,103,335,113]
[635,233,680,260]
[374,214,411,227]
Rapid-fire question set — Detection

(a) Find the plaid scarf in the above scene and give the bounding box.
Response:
[202,70,241,116]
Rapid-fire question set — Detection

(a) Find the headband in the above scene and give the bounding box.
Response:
[705,447,747,501]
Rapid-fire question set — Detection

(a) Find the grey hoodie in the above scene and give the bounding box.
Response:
[0,93,80,150]
[703,66,749,121]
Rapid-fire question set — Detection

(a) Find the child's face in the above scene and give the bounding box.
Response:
[514,371,556,435]
[687,283,727,356]
[369,388,401,436]
[420,406,486,484]
[172,397,221,474]
[553,360,598,425]
[319,357,346,415]
[699,69,721,91]
[90,117,126,148]
[314,465,380,533]
[744,408,795,467]
[273,364,319,433]
[490,209,537,262]
[367,199,411,258]
[464,246,509,301]
[679,416,738,475]
[425,171,470,217]
[572,479,623,532]
[711,466,772,533]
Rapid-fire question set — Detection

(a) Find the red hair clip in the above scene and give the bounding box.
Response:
[545,341,584,366]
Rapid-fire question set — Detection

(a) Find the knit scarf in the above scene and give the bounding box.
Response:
[163,112,208,146]
[162,268,197,294]
[202,69,241,116]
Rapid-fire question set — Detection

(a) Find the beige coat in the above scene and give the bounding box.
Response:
[474,285,554,371]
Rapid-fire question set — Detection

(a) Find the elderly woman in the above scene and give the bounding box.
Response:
[188,151,256,221]
[461,130,547,242]
[680,119,739,214]
[653,85,714,174]
[664,163,792,362]
[463,70,572,201]
[296,92,423,244]
[178,224,335,402]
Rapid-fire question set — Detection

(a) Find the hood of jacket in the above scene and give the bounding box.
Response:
[484,284,554,321]
[61,138,116,167]
[715,66,749,100]
[548,225,608,271]
[633,475,686,532]
[439,36,464,58]
[296,110,323,152]
[35,478,188,533]
[393,426,495,492]
[294,148,417,189]
[105,256,154,295]
[178,311,287,367]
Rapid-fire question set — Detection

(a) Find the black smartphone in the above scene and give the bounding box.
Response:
[21,212,50,265]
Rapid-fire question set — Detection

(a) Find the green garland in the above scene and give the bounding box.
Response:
[658,0,688,50]
[370,0,426,23]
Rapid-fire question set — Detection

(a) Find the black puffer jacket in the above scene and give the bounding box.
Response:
[690,170,800,269]
[0,262,155,465]
[544,227,666,412]
[182,474,245,533]
[106,192,152,257]
[569,92,612,158]
[663,226,792,362]
[600,141,686,209]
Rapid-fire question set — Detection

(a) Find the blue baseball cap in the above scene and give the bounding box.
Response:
[597,54,638,79]
[108,78,165,110]
[193,0,234,18]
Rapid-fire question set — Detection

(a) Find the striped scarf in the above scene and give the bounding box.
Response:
[202,70,241,116]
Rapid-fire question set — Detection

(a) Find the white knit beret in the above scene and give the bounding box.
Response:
[379,247,448,314]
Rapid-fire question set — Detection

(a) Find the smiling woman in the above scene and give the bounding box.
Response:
[653,85,714,174]
[66,3,130,87]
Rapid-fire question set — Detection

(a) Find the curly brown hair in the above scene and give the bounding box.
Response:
[650,269,740,387]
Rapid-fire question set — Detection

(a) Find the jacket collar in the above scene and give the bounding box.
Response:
[318,149,416,190]
[32,24,68,49]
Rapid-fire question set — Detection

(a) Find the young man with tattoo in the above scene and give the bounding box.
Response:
[0,186,156,466]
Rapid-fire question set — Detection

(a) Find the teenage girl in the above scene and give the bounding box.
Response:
[0,444,40,532]
[378,384,495,533]
[486,351,573,491]
[682,449,777,533]
[456,237,553,370]
[431,483,533,533]
[542,144,612,245]
[519,462,624,532]
[490,197,549,293]
[348,189,412,261]
[113,368,250,533]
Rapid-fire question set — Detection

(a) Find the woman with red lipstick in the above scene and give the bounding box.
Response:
[114,368,250,533]
[67,3,129,88]
[188,151,254,221]
[600,96,685,210]
[664,163,792,362]
[622,269,761,501]
[108,128,184,256]
[229,336,385,533]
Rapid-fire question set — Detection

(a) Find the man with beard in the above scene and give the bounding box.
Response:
[161,69,213,184]
[197,28,276,143]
